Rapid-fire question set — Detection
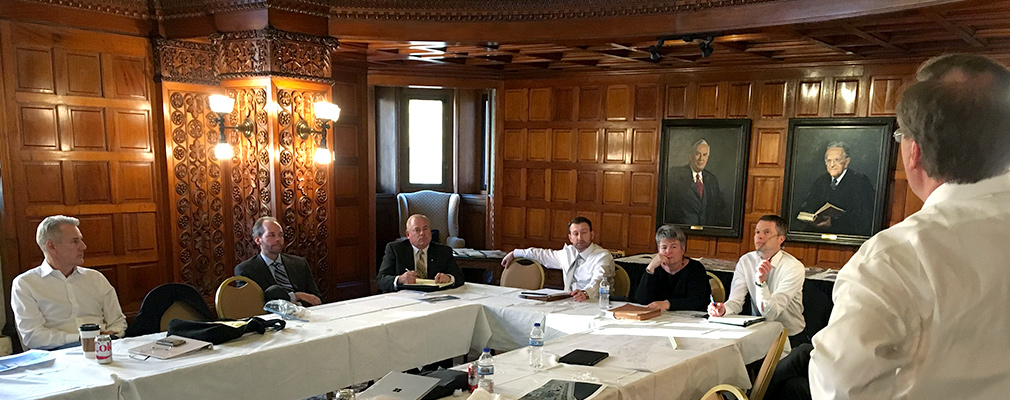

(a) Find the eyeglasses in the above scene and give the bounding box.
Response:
[824,157,846,165]
[893,129,904,143]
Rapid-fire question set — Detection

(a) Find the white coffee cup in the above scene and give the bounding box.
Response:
[79,323,100,359]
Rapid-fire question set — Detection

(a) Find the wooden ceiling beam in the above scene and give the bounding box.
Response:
[791,29,863,57]
[842,23,911,53]
[715,42,781,62]
[921,10,985,47]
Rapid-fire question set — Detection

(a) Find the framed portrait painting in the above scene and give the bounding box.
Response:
[782,117,897,246]
[657,119,751,237]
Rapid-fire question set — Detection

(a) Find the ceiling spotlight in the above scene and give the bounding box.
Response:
[648,38,666,62]
[699,36,715,58]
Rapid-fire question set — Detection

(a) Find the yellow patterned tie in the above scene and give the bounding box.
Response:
[416,250,427,279]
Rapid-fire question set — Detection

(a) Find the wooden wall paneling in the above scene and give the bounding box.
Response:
[795,79,823,117]
[634,84,658,121]
[696,83,724,118]
[631,128,657,164]
[112,109,152,152]
[551,169,576,202]
[832,78,861,116]
[629,172,654,206]
[577,128,600,162]
[575,170,599,203]
[665,83,689,118]
[868,75,905,116]
[504,88,528,121]
[553,87,575,121]
[502,167,525,200]
[526,207,548,239]
[528,88,552,121]
[526,168,547,201]
[0,22,163,318]
[726,82,752,118]
[599,212,626,249]
[604,128,627,163]
[550,209,576,243]
[715,236,743,260]
[686,236,715,257]
[627,214,654,250]
[578,86,601,121]
[459,194,488,249]
[503,128,525,161]
[606,85,630,121]
[749,174,781,215]
[760,81,787,118]
[602,171,627,205]
[222,83,273,265]
[551,128,575,162]
[753,126,784,167]
[526,128,551,161]
[501,206,525,239]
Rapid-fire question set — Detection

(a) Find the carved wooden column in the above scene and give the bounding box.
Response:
[155,29,342,300]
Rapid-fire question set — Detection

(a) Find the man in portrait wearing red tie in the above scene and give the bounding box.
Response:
[664,138,728,226]
[235,216,323,306]
[709,215,806,347]
[377,214,465,293]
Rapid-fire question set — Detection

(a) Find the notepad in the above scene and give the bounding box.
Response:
[707,315,765,327]
[128,335,213,359]
[608,303,662,321]
[400,279,453,292]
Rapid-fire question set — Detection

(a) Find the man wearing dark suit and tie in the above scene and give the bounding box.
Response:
[664,139,727,226]
[235,216,322,306]
[796,141,876,236]
[377,214,465,293]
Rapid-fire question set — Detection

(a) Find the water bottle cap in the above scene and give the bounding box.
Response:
[483,347,490,352]
[534,323,540,327]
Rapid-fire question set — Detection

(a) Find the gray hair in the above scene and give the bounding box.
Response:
[897,53,1010,183]
[692,139,710,152]
[655,224,687,248]
[36,215,80,251]
[252,216,280,239]
[825,141,849,158]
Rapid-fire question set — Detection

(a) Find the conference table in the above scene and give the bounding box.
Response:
[1,284,783,400]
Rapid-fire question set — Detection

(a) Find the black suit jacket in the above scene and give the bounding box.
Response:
[798,169,875,236]
[234,253,322,304]
[664,165,727,226]
[377,240,465,293]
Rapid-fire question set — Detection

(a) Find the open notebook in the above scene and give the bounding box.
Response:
[128,335,213,359]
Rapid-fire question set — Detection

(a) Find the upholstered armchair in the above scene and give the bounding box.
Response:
[396,190,465,248]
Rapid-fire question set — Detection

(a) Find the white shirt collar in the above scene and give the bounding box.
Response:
[260,253,281,266]
[833,169,848,183]
[40,260,78,278]
[412,244,429,256]
[922,171,1010,209]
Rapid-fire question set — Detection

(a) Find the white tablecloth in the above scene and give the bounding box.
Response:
[0,284,782,400]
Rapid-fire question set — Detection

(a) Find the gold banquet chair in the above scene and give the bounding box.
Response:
[700,328,789,400]
[215,276,266,319]
[613,265,631,298]
[500,258,545,290]
[707,271,726,303]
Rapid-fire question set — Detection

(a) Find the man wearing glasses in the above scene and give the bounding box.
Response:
[709,215,806,346]
[796,141,875,236]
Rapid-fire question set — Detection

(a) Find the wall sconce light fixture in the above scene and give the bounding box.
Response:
[208,94,254,160]
[296,101,341,164]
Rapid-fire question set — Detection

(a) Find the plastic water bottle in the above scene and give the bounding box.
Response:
[477,347,495,393]
[528,323,544,369]
[599,279,611,310]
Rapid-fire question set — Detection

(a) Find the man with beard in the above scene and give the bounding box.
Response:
[235,216,322,306]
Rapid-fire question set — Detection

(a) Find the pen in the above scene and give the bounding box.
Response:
[710,295,715,305]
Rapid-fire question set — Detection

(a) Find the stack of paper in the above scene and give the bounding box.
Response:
[609,303,662,321]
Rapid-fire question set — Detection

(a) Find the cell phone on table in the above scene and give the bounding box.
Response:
[156,337,186,347]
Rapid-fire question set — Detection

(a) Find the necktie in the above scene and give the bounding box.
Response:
[416,250,427,279]
[831,177,839,189]
[695,173,704,197]
[270,261,292,290]
[570,255,583,271]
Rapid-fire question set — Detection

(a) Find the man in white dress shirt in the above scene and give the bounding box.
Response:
[709,214,806,345]
[808,54,1010,399]
[11,215,127,350]
[501,216,615,302]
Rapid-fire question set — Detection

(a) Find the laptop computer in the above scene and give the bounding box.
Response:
[358,371,441,400]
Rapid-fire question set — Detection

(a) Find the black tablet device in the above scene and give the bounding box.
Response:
[558,349,609,366]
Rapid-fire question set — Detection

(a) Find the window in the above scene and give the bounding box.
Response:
[399,89,453,192]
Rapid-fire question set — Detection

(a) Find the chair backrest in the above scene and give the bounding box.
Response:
[701,384,749,400]
[500,258,545,290]
[161,302,207,331]
[215,276,266,319]
[707,271,726,303]
[750,328,790,400]
[396,190,465,248]
[613,265,631,298]
[125,283,215,337]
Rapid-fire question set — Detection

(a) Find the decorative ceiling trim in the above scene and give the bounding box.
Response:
[210,27,339,80]
[154,39,220,85]
[154,0,331,19]
[14,0,149,18]
[329,0,781,22]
